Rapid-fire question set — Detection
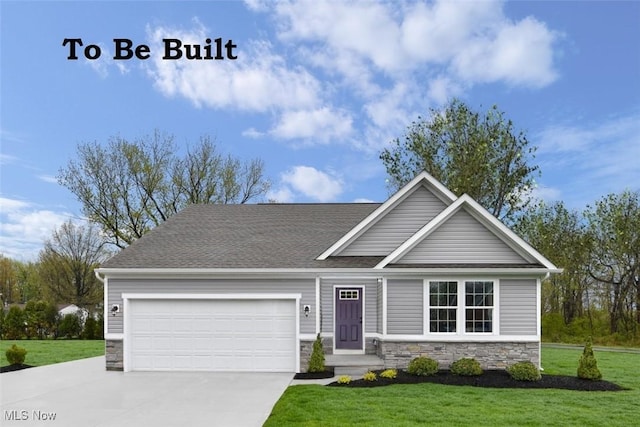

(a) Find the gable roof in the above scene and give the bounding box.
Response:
[317,171,457,259]
[101,203,381,269]
[374,194,559,270]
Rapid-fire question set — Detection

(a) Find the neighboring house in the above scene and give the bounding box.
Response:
[58,304,89,323]
[96,172,560,373]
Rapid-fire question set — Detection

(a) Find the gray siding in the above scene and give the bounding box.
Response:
[387,279,423,334]
[500,279,538,335]
[320,278,378,335]
[339,185,447,256]
[397,208,527,264]
[107,278,315,335]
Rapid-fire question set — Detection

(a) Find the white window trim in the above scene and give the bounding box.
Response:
[423,278,500,337]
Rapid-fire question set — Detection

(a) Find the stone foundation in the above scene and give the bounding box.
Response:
[299,336,377,372]
[105,339,124,371]
[376,341,539,370]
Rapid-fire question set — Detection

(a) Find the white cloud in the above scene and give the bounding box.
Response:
[535,111,640,205]
[145,21,321,112]
[353,198,376,203]
[266,186,294,203]
[530,185,563,203]
[38,175,58,184]
[276,166,344,202]
[269,107,353,142]
[0,197,75,261]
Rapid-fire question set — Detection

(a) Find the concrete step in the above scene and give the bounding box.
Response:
[326,355,384,377]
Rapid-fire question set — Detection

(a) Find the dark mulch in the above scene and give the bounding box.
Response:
[1,364,34,374]
[327,369,628,391]
[294,368,335,379]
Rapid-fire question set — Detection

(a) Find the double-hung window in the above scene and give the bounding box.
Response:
[465,281,494,333]
[428,281,457,333]
[427,280,495,334]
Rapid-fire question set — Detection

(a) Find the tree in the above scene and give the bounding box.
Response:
[58,313,82,338]
[585,191,640,335]
[38,220,110,308]
[380,99,539,220]
[24,300,58,339]
[513,201,591,325]
[57,131,270,248]
[0,255,19,304]
[4,305,25,339]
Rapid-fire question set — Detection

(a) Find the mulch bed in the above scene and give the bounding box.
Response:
[1,364,34,374]
[325,369,627,391]
[294,368,335,379]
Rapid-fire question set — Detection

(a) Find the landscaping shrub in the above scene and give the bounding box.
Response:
[82,316,99,339]
[307,333,325,373]
[450,358,483,376]
[380,369,397,379]
[363,371,377,381]
[6,344,27,365]
[577,337,602,380]
[507,361,541,381]
[4,306,25,339]
[337,375,351,384]
[407,356,438,376]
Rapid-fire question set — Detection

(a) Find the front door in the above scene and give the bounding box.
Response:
[335,288,363,350]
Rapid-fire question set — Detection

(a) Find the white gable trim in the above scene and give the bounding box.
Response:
[374,194,559,270]
[317,171,457,260]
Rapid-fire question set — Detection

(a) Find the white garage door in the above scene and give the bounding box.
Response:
[128,299,296,372]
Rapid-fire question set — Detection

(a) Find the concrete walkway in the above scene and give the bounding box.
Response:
[1,357,293,427]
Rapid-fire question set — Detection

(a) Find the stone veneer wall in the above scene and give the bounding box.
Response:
[299,336,378,372]
[376,341,539,370]
[105,339,124,371]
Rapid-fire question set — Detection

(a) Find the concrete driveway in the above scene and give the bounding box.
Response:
[1,357,293,427]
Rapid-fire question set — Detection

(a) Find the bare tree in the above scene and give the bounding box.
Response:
[38,220,110,307]
[58,131,270,247]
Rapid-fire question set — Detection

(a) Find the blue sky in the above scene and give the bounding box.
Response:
[1,0,639,261]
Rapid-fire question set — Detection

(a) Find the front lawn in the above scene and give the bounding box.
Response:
[1,340,104,367]
[265,346,640,426]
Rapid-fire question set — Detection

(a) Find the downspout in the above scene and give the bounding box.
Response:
[94,270,105,283]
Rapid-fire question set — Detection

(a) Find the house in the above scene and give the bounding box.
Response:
[95,171,560,373]
[58,304,89,323]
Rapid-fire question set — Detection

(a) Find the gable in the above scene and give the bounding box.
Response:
[336,184,450,256]
[393,207,529,265]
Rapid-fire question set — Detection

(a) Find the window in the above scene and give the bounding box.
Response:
[429,281,457,333]
[465,281,493,333]
[339,289,359,300]
[427,280,495,334]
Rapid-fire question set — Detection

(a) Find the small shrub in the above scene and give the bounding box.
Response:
[577,337,602,380]
[407,356,438,376]
[6,344,27,365]
[307,333,326,373]
[363,371,377,381]
[507,361,541,381]
[450,358,483,376]
[337,375,351,384]
[380,368,397,379]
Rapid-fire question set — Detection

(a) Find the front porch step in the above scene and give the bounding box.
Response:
[326,355,385,377]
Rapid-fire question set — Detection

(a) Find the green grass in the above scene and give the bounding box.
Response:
[1,339,105,367]
[265,346,640,427]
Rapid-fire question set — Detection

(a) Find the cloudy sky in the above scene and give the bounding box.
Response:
[1,0,639,261]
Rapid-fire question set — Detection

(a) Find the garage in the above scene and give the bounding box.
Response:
[125,296,298,372]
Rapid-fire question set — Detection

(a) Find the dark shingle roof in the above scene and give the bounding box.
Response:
[101,203,381,269]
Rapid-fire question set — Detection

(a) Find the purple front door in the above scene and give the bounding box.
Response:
[335,288,363,350]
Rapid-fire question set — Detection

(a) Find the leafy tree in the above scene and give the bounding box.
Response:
[58,313,82,338]
[38,220,110,307]
[0,255,19,304]
[58,131,270,248]
[0,306,4,339]
[82,316,99,340]
[4,305,25,339]
[24,300,58,339]
[514,201,592,324]
[380,99,539,220]
[585,191,640,335]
